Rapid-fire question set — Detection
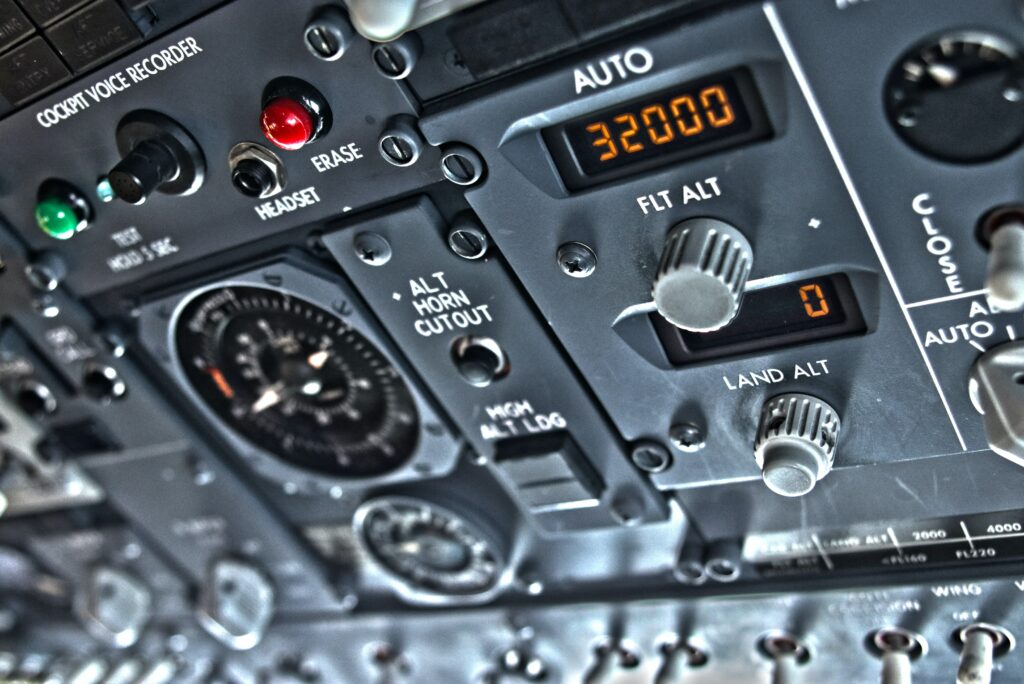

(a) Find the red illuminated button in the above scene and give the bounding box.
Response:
[260,98,316,151]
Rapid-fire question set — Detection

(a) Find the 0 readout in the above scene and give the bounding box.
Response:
[654,274,867,365]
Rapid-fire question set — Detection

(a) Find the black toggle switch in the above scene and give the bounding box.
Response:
[108,110,205,205]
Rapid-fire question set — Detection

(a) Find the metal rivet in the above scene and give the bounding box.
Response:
[353,232,392,266]
[556,242,596,278]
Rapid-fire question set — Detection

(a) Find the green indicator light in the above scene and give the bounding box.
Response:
[35,198,80,240]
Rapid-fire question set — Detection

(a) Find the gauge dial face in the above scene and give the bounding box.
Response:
[356,498,504,600]
[885,32,1024,162]
[175,286,419,478]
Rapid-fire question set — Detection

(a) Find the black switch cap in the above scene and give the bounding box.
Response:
[16,0,90,27]
[46,0,140,72]
[0,0,33,53]
[0,36,69,105]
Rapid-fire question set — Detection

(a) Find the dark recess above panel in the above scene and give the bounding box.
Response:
[443,0,749,81]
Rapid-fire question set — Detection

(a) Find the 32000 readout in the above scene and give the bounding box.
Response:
[544,68,772,189]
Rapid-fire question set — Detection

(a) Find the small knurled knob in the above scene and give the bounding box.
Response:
[754,393,841,497]
[652,218,753,332]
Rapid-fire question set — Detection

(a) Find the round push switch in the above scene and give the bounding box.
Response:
[653,218,753,332]
[754,393,841,497]
[34,180,92,240]
[451,336,508,388]
[259,78,332,152]
[35,198,80,240]
[260,98,316,151]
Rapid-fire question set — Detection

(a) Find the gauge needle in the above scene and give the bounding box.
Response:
[252,384,284,413]
[307,349,331,369]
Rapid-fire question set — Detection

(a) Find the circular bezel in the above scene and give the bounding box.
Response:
[173,285,421,479]
[884,30,1024,163]
[137,261,459,496]
[352,495,508,606]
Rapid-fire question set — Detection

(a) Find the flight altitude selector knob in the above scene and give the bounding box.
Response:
[653,218,753,332]
[754,393,841,497]
[108,110,205,205]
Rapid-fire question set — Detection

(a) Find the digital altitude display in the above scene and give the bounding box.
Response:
[654,274,867,365]
[544,68,772,189]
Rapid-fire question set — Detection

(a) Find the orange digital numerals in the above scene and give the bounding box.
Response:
[799,283,830,318]
[585,84,737,161]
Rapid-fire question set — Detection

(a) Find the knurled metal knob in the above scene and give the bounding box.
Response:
[754,393,841,497]
[74,566,152,649]
[652,218,753,332]
[196,557,275,651]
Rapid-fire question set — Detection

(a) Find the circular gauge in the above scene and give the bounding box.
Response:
[174,286,419,478]
[885,31,1024,162]
[353,497,505,603]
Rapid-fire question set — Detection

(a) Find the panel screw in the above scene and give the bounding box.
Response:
[307,27,339,59]
[380,134,416,166]
[630,442,672,473]
[353,232,392,266]
[373,45,406,77]
[441,144,485,185]
[669,423,706,453]
[378,116,424,167]
[448,218,489,260]
[556,242,596,278]
[443,49,469,75]
[371,35,421,80]
[304,7,355,62]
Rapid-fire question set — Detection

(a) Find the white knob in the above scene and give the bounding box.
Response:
[755,394,841,497]
[653,218,752,332]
